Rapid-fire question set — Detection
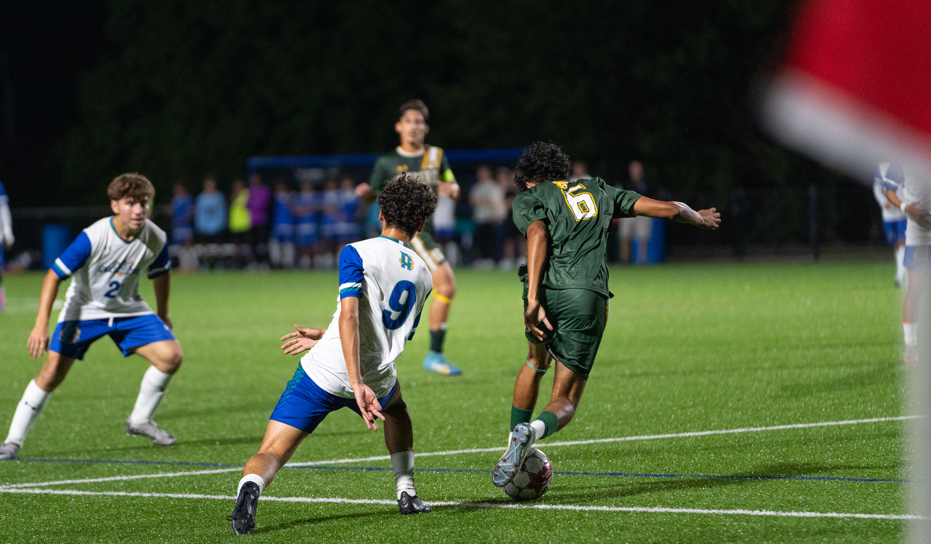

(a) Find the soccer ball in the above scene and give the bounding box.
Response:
[503,447,553,501]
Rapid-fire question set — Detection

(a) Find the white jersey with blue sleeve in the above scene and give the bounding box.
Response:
[873,163,906,221]
[0,181,13,248]
[52,217,171,322]
[301,235,432,399]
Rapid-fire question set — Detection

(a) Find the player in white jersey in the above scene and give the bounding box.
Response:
[229,174,437,535]
[878,162,931,363]
[873,163,908,286]
[0,180,14,312]
[0,174,183,461]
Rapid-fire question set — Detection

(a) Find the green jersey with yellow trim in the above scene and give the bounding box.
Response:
[513,177,640,296]
[370,145,455,235]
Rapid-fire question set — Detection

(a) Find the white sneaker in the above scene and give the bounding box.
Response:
[126,419,176,445]
[0,442,20,460]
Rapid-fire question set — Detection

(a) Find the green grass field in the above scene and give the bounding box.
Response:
[0,262,913,542]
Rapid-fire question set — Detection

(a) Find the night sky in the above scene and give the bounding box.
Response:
[0,1,111,205]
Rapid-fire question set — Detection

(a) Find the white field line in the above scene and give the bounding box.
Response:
[1,415,920,490]
[0,488,922,520]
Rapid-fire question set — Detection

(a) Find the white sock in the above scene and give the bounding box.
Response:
[391,451,416,500]
[905,322,918,347]
[896,246,906,280]
[238,473,266,495]
[529,420,546,443]
[4,380,51,446]
[129,367,173,425]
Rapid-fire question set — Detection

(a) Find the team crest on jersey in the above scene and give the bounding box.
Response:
[400,252,414,271]
[554,181,568,189]
[98,260,136,276]
[396,165,409,173]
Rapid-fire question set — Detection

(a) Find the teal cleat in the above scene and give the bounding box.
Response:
[423,351,462,376]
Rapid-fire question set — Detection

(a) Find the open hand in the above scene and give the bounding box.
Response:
[354,183,373,198]
[27,325,50,359]
[352,383,385,431]
[524,299,552,342]
[280,325,326,355]
[698,208,721,229]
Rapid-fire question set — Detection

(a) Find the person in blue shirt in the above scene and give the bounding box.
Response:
[195,176,227,270]
[295,179,320,269]
[195,176,227,242]
[171,181,195,247]
[269,179,296,269]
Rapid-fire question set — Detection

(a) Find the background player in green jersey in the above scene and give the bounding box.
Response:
[492,142,721,487]
[356,99,463,376]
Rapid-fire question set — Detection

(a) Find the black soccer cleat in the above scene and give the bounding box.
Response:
[397,491,432,515]
[229,482,260,535]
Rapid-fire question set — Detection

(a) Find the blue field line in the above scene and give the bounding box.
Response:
[15,457,906,483]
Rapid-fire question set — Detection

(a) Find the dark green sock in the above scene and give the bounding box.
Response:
[429,329,446,353]
[536,411,559,440]
[510,406,533,432]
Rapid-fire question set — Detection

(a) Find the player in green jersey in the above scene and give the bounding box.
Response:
[356,99,463,376]
[492,142,720,487]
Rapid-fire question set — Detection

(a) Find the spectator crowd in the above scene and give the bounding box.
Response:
[168,161,655,272]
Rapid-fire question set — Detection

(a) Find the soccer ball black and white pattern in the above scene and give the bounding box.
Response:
[503,447,553,501]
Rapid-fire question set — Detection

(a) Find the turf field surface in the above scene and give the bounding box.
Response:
[0,262,912,542]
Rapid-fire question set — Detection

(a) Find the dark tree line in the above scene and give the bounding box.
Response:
[55,0,850,213]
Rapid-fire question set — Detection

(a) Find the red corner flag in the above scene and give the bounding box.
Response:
[762,0,931,183]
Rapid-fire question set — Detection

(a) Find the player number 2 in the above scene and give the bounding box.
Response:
[104,281,121,298]
[382,280,417,330]
[565,185,598,221]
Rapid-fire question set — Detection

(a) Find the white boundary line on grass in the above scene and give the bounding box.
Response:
[0,488,922,520]
[0,415,921,490]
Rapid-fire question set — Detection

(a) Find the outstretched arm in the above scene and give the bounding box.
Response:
[524,220,552,341]
[280,325,327,355]
[28,270,62,358]
[339,296,384,431]
[632,197,721,229]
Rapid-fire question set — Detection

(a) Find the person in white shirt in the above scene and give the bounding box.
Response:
[0,174,183,461]
[878,162,931,363]
[873,163,908,286]
[0,180,14,312]
[229,174,437,535]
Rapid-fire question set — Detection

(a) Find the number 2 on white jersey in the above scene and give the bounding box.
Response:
[563,184,598,221]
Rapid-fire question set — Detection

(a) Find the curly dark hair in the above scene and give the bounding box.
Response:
[378,173,438,236]
[107,173,155,202]
[514,142,570,192]
[398,99,429,123]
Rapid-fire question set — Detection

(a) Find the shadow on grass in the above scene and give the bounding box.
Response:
[779,365,898,398]
[542,461,895,503]
[254,508,395,534]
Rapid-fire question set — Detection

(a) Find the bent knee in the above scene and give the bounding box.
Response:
[436,282,456,300]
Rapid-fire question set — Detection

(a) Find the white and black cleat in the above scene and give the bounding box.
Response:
[492,422,533,487]
[229,482,260,535]
[126,419,176,445]
[397,491,432,515]
[0,442,20,461]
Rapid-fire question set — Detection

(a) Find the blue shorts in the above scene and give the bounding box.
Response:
[269,364,397,434]
[50,314,176,360]
[904,246,931,270]
[883,219,907,245]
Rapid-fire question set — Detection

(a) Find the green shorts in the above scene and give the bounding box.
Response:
[410,230,446,271]
[521,283,607,380]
